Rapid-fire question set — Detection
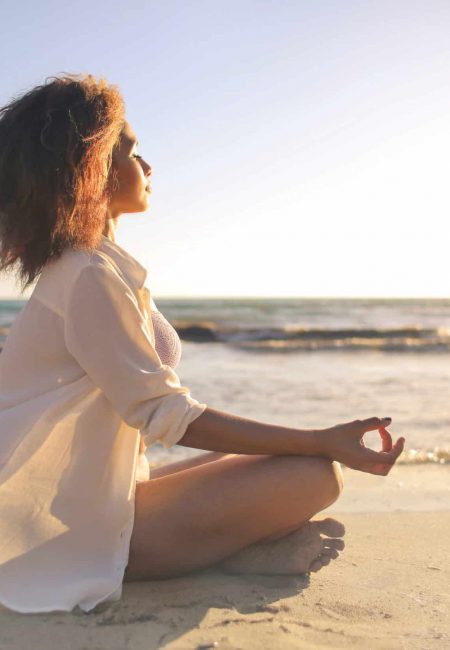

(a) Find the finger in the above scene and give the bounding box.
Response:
[360,417,392,432]
[375,453,403,476]
[393,436,406,458]
[384,439,406,471]
[359,436,405,467]
[379,426,393,452]
[364,457,398,476]
[380,437,405,464]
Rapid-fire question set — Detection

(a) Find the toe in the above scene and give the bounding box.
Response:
[321,547,339,559]
[316,517,346,537]
[323,537,345,551]
[309,553,332,572]
[320,554,331,566]
[308,559,323,572]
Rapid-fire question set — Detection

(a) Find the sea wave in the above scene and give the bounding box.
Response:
[172,322,450,352]
[2,323,450,353]
[392,447,450,465]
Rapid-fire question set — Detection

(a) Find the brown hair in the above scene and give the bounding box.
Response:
[0,73,125,293]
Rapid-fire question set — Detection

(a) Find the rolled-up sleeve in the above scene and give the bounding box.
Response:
[64,260,208,448]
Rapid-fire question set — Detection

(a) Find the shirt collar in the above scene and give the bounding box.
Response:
[97,235,148,289]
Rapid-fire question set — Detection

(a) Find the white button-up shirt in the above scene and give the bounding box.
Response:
[0,235,208,613]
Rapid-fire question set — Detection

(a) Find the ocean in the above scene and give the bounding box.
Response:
[1,297,449,467]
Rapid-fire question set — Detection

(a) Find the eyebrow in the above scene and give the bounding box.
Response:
[123,135,138,149]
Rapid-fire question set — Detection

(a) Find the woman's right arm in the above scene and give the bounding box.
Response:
[179,407,405,476]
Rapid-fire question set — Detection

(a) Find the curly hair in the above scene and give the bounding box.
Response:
[0,73,125,293]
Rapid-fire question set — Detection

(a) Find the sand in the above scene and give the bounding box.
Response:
[0,465,449,650]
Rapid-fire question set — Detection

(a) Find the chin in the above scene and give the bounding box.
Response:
[120,189,151,213]
[128,199,150,213]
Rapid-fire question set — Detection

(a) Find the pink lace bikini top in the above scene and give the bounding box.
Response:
[136,296,182,480]
[150,296,182,369]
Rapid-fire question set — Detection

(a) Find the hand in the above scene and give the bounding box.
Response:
[317,417,405,476]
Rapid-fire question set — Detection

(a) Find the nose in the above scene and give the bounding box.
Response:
[141,159,152,177]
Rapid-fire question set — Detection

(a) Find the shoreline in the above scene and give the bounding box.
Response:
[327,463,450,513]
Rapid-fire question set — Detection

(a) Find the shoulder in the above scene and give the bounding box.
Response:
[31,247,125,318]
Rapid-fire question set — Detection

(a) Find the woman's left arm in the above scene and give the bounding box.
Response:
[179,407,405,476]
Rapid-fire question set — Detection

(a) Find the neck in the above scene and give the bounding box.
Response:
[103,213,120,242]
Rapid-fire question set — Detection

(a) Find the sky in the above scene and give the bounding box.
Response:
[1,0,450,299]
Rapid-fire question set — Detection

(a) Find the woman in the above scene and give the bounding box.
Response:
[0,74,405,614]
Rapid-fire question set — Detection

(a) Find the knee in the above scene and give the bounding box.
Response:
[277,455,344,503]
[324,459,344,504]
[307,457,344,505]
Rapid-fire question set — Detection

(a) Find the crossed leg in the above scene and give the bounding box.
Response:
[124,451,344,581]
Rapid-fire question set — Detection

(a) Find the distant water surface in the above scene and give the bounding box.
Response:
[1,297,449,465]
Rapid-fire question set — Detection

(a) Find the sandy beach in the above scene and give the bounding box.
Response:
[0,464,448,650]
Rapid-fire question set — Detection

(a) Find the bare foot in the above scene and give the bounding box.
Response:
[218,517,345,575]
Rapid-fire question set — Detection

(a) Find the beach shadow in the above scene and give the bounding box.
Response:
[77,519,345,646]
[0,570,312,649]
[76,568,312,648]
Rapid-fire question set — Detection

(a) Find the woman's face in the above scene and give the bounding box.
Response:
[108,120,152,216]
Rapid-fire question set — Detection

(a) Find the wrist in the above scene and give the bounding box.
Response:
[310,428,332,457]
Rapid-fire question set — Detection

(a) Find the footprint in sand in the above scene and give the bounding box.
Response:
[219,517,346,576]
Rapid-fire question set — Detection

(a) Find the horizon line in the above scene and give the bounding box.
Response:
[1,295,450,301]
